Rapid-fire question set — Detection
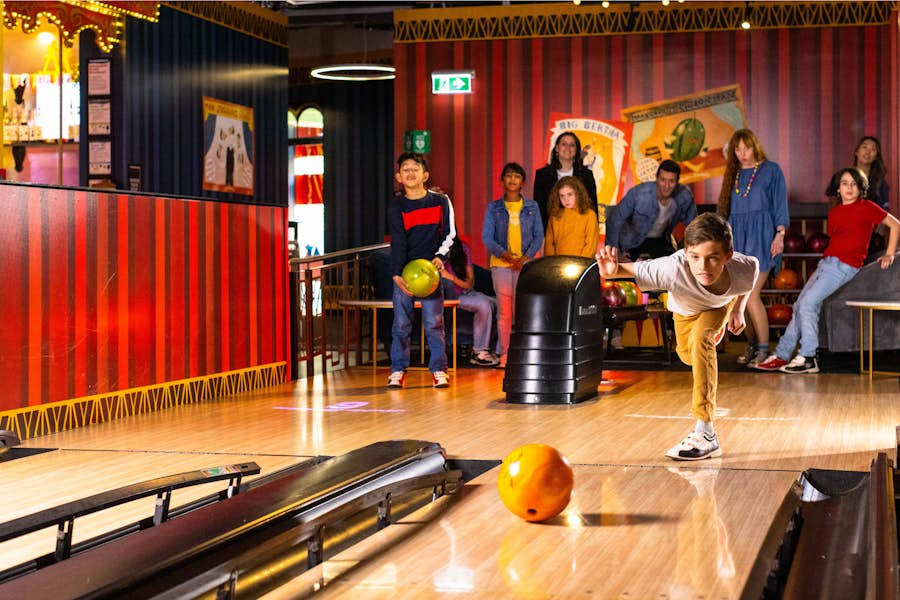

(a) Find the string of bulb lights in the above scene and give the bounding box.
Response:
[572,0,753,29]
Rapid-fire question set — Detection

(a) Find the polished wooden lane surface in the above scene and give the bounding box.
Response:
[32,367,892,471]
[3,365,898,595]
[262,466,799,599]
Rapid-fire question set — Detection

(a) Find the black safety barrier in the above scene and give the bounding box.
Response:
[0,440,464,599]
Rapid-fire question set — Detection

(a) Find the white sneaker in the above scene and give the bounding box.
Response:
[780,355,819,374]
[386,371,405,388]
[666,431,722,461]
[432,371,450,388]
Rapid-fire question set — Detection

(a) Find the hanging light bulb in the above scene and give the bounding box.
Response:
[741,1,751,29]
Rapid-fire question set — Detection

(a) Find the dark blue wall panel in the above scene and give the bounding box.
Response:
[118,6,288,206]
[290,80,394,251]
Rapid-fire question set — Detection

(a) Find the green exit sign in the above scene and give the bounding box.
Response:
[431,70,474,95]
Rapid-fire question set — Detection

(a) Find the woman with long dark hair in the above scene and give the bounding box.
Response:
[717,129,789,367]
[532,131,598,229]
[825,136,889,210]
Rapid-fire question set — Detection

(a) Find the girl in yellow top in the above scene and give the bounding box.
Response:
[543,176,599,257]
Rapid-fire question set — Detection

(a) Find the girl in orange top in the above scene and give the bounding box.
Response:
[543,176,599,257]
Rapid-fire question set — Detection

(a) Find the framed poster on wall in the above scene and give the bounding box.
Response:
[202,97,254,196]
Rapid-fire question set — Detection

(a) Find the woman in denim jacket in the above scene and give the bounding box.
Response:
[481,162,545,368]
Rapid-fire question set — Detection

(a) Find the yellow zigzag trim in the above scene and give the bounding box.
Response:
[0,363,286,441]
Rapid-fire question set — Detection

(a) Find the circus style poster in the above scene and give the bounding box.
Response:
[545,114,633,210]
[621,84,746,185]
[202,97,254,196]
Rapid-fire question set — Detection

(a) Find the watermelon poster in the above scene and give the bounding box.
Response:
[620,84,746,185]
[546,114,633,208]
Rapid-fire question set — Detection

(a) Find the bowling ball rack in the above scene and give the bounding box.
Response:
[0,440,485,599]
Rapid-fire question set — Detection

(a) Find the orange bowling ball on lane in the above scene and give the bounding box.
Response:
[497,444,574,522]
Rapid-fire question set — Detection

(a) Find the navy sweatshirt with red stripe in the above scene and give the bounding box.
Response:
[388,191,456,277]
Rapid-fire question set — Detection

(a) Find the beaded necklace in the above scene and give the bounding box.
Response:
[734,161,760,198]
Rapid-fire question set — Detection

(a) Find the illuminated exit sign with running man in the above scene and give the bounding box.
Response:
[431,70,474,94]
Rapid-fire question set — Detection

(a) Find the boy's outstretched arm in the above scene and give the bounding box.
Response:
[595,245,636,279]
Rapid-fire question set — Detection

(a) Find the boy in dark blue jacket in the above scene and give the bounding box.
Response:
[387,153,456,388]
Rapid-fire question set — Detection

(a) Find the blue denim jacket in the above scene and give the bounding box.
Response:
[481,197,544,260]
[605,181,696,252]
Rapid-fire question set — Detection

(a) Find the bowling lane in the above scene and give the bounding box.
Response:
[261,464,798,599]
[0,449,308,574]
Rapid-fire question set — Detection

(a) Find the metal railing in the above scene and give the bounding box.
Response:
[289,243,388,378]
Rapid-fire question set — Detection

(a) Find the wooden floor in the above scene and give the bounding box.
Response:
[2,362,898,598]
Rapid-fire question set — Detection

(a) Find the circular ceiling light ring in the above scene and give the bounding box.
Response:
[310,64,396,81]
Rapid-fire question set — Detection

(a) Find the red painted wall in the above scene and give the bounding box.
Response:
[395,24,897,263]
[0,184,289,410]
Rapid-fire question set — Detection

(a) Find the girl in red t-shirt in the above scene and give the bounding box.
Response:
[755,167,899,374]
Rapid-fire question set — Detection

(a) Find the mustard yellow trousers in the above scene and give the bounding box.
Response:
[672,298,737,422]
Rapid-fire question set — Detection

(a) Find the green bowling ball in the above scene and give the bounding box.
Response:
[401,259,441,297]
[618,281,641,306]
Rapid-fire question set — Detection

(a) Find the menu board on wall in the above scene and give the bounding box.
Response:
[87,58,113,184]
[87,59,111,96]
[89,140,112,175]
[88,99,111,135]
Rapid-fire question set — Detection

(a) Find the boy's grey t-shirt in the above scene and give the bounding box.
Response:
[632,250,759,316]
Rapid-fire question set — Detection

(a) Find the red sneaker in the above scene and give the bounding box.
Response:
[753,355,788,371]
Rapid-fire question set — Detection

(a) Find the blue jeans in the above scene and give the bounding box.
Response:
[491,267,520,357]
[391,283,447,372]
[775,256,859,360]
[442,279,498,353]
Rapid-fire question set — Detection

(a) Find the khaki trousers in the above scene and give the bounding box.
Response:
[672,298,737,422]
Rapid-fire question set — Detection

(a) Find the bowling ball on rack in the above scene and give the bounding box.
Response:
[618,281,642,306]
[497,444,574,522]
[401,259,440,297]
[767,303,793,325]
[783,233,806,254]
[806,232,830,254]
[773,267,800,290]
[600,281,627,307]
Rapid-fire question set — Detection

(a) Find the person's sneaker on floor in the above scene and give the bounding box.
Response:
[747,349,769,367]
[780,355,819,374]
[386,371,405,388]
[432,371,450,388]
[610,329,624,350]
[666,431,722,461]
[469,349,499,367]
[736,343,758,365]
[753,355,788,371]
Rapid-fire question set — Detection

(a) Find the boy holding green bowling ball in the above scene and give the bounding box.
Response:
[596,213,758,460]
[387,153,457,389]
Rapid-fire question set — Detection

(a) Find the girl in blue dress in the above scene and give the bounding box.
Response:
[717,129,789,366]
